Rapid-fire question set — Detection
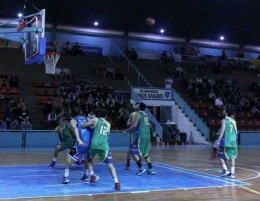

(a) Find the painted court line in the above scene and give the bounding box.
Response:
[153,162,250,186]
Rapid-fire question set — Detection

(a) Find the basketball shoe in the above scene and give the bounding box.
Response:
[62,177,69,184]
[115,183,121,190]
[221,169,230,177]
[81,173,89,182]
[90,175,99,183]
[147,168,155,175]
[136,168,146,176]
[48,161,56,168]
[125,163,130,170]
[227,173,235,179]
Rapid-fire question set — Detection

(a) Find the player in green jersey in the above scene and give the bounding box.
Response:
[123,102,155,176]
[83,109,121,190]
[48,118,75,168]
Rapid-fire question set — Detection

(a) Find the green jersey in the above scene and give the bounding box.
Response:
[136,111,150,139]
[130,112,136,143]
[91,118,111,150]
[57,125,73,142]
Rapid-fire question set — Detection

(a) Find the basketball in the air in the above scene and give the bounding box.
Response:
[146,17,155,26]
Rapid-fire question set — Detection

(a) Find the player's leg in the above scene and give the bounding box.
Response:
[62,153,72,184]
[125,146,131,170]
[86,149,99,183]
[141,138,155,175]
[228,159,235,178]
[48,144,61,167]
[81,155,90,181]
[218,141,230,177]
[102,150,121,190]
[130,139,145,175]
[62,145,84,184]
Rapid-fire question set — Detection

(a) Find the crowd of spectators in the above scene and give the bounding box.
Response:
[181,57,260,119]
[42,69,129,129]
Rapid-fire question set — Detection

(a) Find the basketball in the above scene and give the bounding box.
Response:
[146,17,155,26]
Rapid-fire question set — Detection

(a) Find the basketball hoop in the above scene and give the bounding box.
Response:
[43,52,60,74]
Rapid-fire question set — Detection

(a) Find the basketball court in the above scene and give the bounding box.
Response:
[1,145,260,200]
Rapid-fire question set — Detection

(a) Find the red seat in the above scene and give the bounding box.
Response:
[38,97,47,105]
[253,120,260,126]
[33,81,43,87]
[200,110,209,117]
[0,87,9,94]
[45,89,54,95]
[237,120,246,126]
[208,119,216,126]
[10,87,19,94]
[247,120,253,126]
[36,88,44,95]
[192,102,199,109]
[51,81,60,88]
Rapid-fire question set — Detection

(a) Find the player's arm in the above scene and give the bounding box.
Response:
[217,119,225,144]
[126,114,133,126]
[54,126,60,133]
[70,119,85,146]
[123,113,140,135]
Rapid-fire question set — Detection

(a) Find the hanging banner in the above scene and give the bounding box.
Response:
[133,87,172,100]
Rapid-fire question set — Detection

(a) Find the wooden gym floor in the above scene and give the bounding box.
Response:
[0,145,260,201]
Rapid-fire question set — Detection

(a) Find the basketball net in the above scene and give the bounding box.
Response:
[43,52,60,74]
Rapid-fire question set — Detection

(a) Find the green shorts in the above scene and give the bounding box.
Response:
[138,138,150,157]
[89,149,112,164]
[59,140,74,152]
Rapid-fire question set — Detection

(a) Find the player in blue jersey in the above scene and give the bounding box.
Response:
[62,107,93,184]
[216,109,238,179]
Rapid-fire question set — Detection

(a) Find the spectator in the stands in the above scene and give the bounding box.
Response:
[95,62,105,79]
[16,97,25,115]
[71,42,84,56]
[88,76,95,85]
[0,118,7,130]
[91,102,99,112]
[67,91,77,108]
[55,65,63,80]
[209,105,219,117]
[115,65,125,80]
[251,105,260,117]
[43,98,53,117]
[83,83,91,99]
[95,92,103,108]
[9,72,19,88]
[0,91,5,112]
[130,48,138,60]
[174,45,178,54]
[214,96,224,110]
[160,51,169,63]
[47,110,57,128]
[18,105,30,123]
[221,49,226,59]
[237,48,244,58]
[87,93,95,105]
[63,41,70,55]
[7,98,17,113]
[115,108,127,130]
[52,97,63,113]
[87,110,96,119]
[20,117,32,130]
[5,107,17,128]
[63,65,71,80]
[208,89,216,102]
[175,65,184,77]
[167,66,174,77]
[106,66,115,79]
[115,92,124,108]
[10,119,19,129]
[0,70,9,88]
[124,47,131,59]
[164,75,173,89]
[169,52,175,64]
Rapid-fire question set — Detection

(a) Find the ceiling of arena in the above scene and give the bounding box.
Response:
[1,0,260,45]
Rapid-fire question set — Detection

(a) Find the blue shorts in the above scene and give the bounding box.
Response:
[218,138,227,160]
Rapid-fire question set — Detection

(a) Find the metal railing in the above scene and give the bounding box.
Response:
[171,89,209,139]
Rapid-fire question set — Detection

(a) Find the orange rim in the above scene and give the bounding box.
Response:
[45,52,60,56]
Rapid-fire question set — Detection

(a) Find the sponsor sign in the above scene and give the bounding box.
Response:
[133,87,172,100]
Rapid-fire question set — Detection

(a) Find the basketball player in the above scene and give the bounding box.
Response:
[48,118,74,168]
[83,109,121,190]
[216,109,238,178]
[62,107,93,184]
[124,105,138,170]
[123,102,155,176]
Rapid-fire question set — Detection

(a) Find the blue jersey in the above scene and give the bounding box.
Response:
[74,116,93,147]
